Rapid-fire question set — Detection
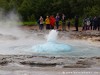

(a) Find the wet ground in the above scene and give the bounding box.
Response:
[0,55,100,75]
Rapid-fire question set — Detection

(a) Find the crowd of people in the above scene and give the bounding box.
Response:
[38,13,71,31]
[82,16,100,31]
[37,13,100,31]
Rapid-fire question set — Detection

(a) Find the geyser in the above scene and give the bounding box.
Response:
[32,30,71,53]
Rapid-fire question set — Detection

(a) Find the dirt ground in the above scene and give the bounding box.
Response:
[21,25,83,31]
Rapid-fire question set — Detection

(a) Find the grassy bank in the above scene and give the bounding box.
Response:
[21,22,38,26]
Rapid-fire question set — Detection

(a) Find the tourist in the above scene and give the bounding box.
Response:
[49,15,56,29]
[89,17,93,30]
[93,16,98,30]
[39,16,44,30]
[97,16,100,31]
[45,16,50,30]
[62,14,66,31]
[74,15,79,31]
[55,13,60,30]
[82,17,87,31]
[86,18,91,30]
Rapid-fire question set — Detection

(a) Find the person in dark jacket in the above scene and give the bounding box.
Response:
[97,16,100,31]
[93,16,98,30]
[55,13,60,29]
[90,17,93,30]
[74,16,79,31]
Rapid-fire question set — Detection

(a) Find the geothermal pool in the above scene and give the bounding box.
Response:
[32,30,71,54]
[0,29,100,57]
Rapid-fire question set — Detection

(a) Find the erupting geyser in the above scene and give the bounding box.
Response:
[32,30,71,53]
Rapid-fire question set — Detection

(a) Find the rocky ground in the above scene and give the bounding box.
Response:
[0,55,100,75]
[69,31,100,41]
[0,55,100,68]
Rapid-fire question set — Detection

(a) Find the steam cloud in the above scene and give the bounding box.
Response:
[0,9,24,37]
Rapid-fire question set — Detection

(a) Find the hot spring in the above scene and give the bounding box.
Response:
[0,10,100,57]
[0,28,100,57]
[32,30,71,53]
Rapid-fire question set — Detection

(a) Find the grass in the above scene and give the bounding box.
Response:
[20,21,38,26]
[20,18,83,27]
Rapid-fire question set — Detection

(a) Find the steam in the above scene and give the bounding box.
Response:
[0,9,25,37]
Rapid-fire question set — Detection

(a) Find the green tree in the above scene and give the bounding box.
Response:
[18,0,33,21]
[0,0,9,10]
[0,0,100,21]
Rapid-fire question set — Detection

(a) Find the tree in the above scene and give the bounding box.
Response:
[0,0,100,21]
[18,0,33,21]
[0,0,9,11]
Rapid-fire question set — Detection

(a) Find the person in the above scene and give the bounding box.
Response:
[45,16,50,30]
[82,17,87,31]
[39,16,44,30]
[86,18,91,30]
[62,14,66,31]
[67,19,71,31]
[74,15,79,31]
[93,16,98,30]
[50,15,56,29]
[97,16,100,31]
[89,17,93,30]
[55,13,60,29]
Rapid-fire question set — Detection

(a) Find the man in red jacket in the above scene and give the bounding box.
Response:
[50,15,56,29]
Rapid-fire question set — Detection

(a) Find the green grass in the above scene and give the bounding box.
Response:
[21,21,38,26]
[20,18,83,27]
